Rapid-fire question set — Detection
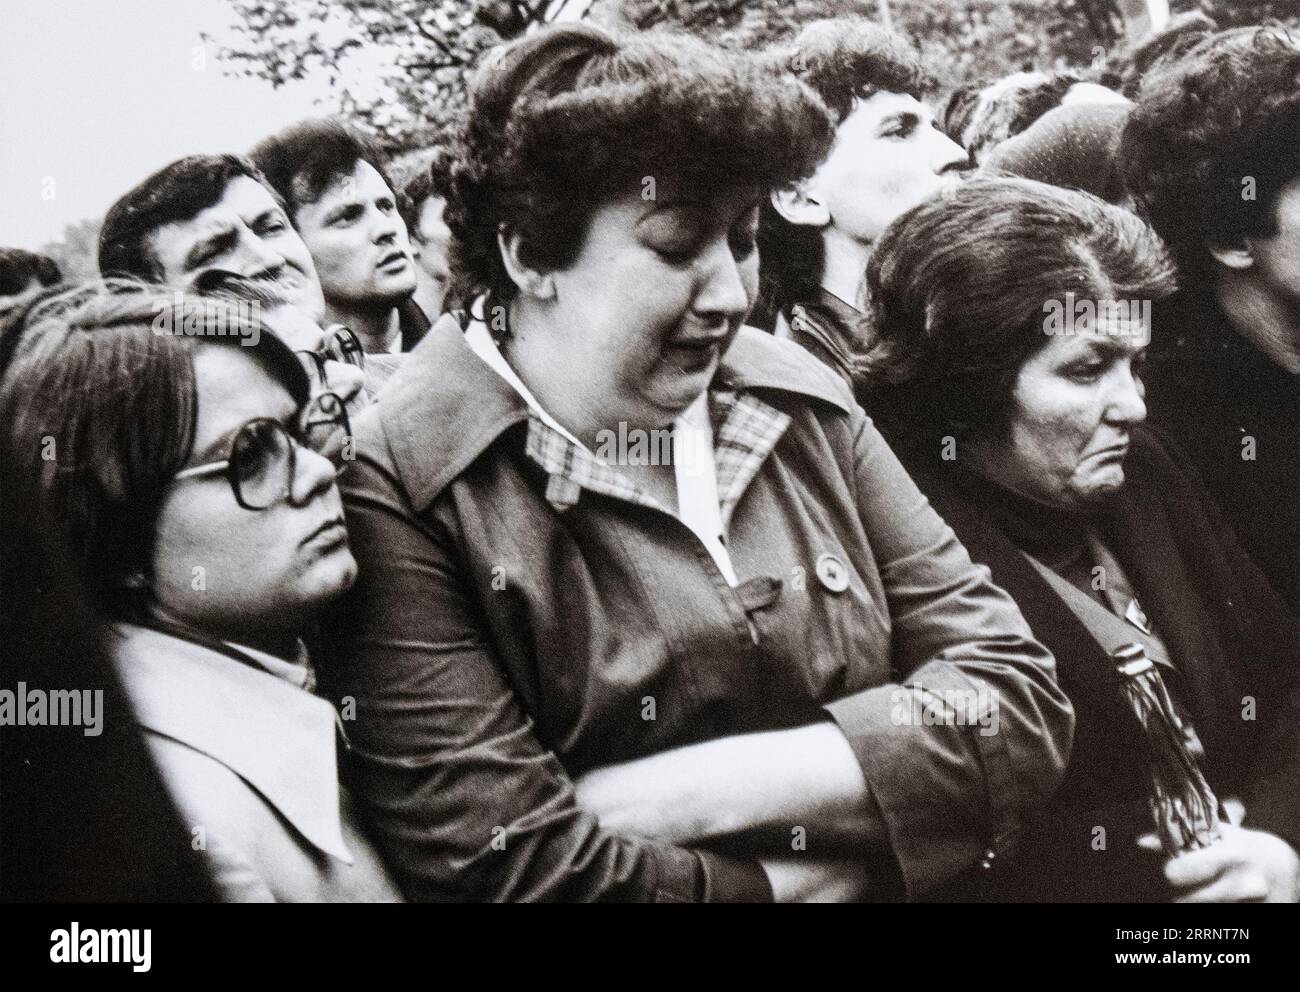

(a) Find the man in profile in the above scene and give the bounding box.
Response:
[401,147,454,324]
[757,17,968,386]
[1122,26,1300,608]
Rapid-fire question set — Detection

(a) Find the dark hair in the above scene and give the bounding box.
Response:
[446,22,834,311]
[98,155,276,281]
[755,17,928,325]
[0,281,309,619]
[940,83,983,149]
[0,248,62,296]
[860,177,1176,453]
[400,147,455,236]
[250,118,399,224]
[1121,26,1300,295]
[1111,10,1218,99]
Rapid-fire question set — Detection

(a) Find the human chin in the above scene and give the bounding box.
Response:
[295,544,358,605]
[1071,461,1127,505]
[646,347,719,415]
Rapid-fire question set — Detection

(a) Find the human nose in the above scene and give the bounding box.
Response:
[288,441,341,507]
[1105,366,1147,426]
[237,228,287,279]
[691,237,751,325]
[371,207,404,246]
[929,128,971,174]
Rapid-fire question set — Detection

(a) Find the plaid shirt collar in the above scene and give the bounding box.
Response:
[524,388,790,523]
[372,314,853,513]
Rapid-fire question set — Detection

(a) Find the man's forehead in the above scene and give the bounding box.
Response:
[846,90,930,125]
[151,176,280,245]
[310,159,394,205]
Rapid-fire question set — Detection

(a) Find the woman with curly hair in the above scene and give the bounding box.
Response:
[322,24,1073,903]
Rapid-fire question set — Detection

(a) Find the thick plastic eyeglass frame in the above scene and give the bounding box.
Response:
[172,391,350,511]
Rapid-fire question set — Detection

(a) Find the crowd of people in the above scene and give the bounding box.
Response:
[3,11,1300,903]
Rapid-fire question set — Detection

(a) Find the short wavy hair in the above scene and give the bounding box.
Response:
[754,17,929,325]
[1121,26,1300,293]
[250,118,401,224]
[860,177,1176,454]
[0,281,308,619]
[445,23,835,311]
[98,155,276,281]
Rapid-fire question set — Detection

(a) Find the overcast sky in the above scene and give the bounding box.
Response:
[0,0,349,250]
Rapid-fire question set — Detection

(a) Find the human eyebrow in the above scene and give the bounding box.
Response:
[188,406,296,465]
[189,423,243,466]
[249,208,287,231]
[183,226,237,270]
[880,111,919,133]
[325,200,364,225]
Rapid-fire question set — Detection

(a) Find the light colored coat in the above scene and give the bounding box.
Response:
[110,623,402,903]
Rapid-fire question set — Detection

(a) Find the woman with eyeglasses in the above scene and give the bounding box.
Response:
[0,283,401,902]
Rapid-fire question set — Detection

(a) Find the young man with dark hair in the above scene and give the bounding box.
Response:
[400,147,454,323]
[250,119,426,355]
[1121,26,1300,609]
[0,248,62,299]
[757,17,968,386]
[97,154,366,409]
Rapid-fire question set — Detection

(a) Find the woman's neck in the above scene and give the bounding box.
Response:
[500,302,626,449]
[143,603,302,661]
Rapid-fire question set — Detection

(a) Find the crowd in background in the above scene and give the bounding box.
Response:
[3,9,1300,903]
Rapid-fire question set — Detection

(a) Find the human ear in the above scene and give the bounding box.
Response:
[770,182,831,229]
[497,226,556,301]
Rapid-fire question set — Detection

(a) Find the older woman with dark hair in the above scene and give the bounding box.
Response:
[0,283,401,902]
[323,24,1073,903]
[860,176,1300,902]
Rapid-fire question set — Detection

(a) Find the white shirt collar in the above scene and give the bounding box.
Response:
[462,317,737,585]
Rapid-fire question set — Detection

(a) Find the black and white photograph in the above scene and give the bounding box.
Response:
[2,0,1298,967]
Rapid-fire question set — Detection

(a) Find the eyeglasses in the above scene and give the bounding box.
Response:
[173,392,351,510]
[297,325,365,392]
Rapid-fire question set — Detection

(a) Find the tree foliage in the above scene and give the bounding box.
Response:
[206,1,585,149]
[209,1,1300,149]
[38,218,103,287]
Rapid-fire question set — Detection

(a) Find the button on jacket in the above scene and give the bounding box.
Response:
[323,312,1074,902]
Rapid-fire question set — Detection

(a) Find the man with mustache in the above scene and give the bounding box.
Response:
[97,154,367,410]
[251,119,428,356]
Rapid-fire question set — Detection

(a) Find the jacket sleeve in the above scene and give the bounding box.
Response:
[822,411,1075,898]
[323,451,772,903]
